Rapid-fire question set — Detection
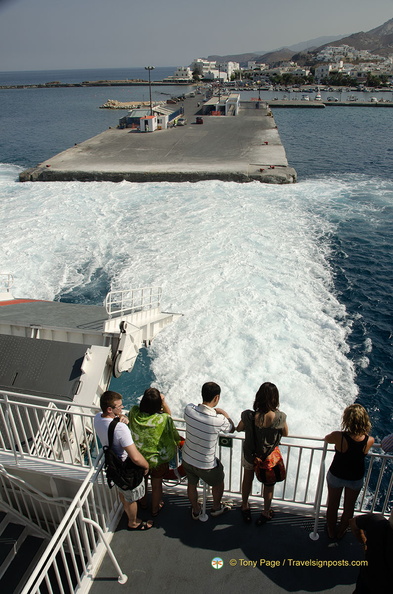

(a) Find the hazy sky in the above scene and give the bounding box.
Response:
[0,0,392,71]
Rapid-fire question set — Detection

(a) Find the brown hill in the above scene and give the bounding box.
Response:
[257,48,297,65]
[207,48,296,67]
[313,17,393,57]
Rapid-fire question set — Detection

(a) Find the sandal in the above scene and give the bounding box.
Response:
[255,509,274,526]
[127,520,154,531]
[241,508,252,523]
[210,504,231,517]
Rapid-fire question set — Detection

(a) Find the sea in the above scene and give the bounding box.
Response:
[0,67,392,442]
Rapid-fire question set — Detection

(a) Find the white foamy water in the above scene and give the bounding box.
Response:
[1,166,362,436]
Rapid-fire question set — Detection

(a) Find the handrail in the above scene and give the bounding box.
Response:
[0,464,71,538]
[0,272,14,293]
[0,408,389,593]
[0,392,101,467]
[104,286,162,317]
[20,452,124,594]
[0,389,100,412]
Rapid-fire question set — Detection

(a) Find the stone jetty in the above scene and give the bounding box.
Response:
[20,97,297,184]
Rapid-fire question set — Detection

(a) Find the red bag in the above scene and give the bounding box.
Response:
[253,446,286,485]
[163,437,186,482]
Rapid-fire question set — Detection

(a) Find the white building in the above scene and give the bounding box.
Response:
[190,58,217,78]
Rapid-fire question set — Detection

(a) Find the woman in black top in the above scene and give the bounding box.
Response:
[236,382,288,526]
[325,404,374,539]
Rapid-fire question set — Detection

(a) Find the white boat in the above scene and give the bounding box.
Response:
[0,273,391,593]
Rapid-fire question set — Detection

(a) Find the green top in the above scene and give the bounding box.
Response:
[128,406,181,468]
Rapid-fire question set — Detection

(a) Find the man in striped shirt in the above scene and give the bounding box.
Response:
[182,382,234,519]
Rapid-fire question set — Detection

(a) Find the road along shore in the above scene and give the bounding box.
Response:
[20,99,297,184]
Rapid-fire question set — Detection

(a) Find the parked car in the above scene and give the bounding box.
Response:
[196,116,204,124]
[177,118,187,126]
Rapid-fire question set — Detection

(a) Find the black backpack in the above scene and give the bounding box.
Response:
[103,417,145,491]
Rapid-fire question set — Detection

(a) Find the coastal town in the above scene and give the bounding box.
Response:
[163,45,393,89]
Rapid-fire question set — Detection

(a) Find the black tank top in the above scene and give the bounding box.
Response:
[329,433,369,481]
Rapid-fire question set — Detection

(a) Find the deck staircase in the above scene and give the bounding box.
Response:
[0,509,49,594]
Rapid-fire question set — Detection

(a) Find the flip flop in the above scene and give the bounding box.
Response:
[210,504,231,517]
[255,510,274,526]
[255,513,269,526]
[241,508,252,523]
[127,520,154,531]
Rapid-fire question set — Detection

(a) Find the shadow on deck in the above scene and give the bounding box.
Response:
[91,489,362,594]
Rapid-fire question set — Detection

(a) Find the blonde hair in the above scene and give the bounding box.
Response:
[341,404,371,436]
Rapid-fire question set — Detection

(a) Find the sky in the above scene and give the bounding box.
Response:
[0,0,392,71]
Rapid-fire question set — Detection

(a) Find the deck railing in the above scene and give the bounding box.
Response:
[0,391,101,467]
[0,401,391,591]
[16,455,126,594]
[1,395,392,518]
[171,417,393,519]
[104,287,162,318]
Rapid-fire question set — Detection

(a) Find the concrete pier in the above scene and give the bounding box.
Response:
[20,98,297,184]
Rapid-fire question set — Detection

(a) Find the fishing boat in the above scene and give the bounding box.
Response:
[0,273,391,593]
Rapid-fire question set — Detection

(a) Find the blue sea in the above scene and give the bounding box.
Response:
[0,68,392,441]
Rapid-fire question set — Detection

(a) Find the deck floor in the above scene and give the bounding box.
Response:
[91,489,363,594]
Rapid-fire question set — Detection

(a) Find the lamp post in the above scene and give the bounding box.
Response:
[145,66,155,116]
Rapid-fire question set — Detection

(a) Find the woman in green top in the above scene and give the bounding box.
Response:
[129,387,180,516]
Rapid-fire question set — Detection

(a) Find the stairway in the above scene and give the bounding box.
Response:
[0,510,48,594]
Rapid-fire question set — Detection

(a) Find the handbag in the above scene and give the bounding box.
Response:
[253,446,286,484]
[251,413,286,485]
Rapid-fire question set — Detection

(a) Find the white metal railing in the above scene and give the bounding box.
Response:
[19,454,126,594]
[0,273,14,294]
[0,464,71,537]
[172,417,393,521]
[0,405,390,591]
[104,287,162,318]
[1,397,391,518]
[0,391,101,467]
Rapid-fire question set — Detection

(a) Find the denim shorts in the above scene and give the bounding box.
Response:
[326,470,363,491]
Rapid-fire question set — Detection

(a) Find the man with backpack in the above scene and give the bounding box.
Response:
[94,390,153,531]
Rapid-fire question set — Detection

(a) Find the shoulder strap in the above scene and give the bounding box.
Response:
[108,417,120,448]
[251,412,258,456]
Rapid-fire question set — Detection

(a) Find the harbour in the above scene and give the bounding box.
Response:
[0,65,392,594]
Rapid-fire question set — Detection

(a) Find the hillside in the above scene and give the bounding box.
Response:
[207,19,393,67]
[312,17,393,57]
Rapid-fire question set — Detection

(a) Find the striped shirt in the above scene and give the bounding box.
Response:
[182,403,233,469]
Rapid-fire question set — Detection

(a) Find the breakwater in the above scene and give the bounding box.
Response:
[0,79,190,90]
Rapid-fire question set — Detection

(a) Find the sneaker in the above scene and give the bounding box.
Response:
[210,504,231,517]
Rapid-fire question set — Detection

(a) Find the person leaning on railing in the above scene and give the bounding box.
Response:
[236,382,288,526]
[324,404,374,540]
[128,388,181,517]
